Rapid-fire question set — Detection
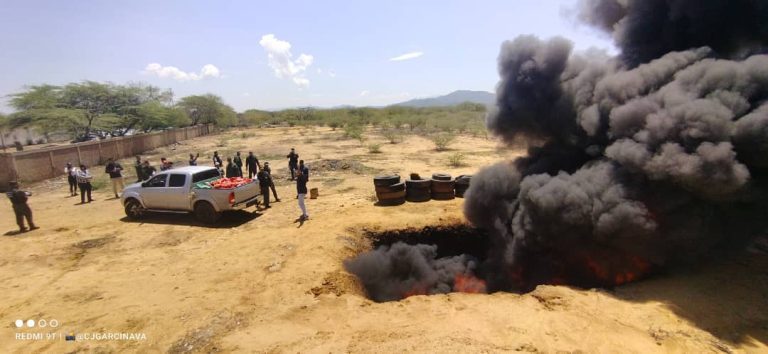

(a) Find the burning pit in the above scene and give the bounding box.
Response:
[345,224,658,302]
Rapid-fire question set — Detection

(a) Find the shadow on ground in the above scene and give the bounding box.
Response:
[120,210,261,228]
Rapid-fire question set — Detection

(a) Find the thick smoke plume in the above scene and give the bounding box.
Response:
[347,0,768,301]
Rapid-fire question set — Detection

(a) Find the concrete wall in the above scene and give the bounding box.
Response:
[0,124,212,190]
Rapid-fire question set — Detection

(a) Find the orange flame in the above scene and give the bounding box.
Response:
[454,274,487,293]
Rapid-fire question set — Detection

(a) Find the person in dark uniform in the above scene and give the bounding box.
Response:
[298,160,309,180]
[234,151,244,176]
[6,181,37,233]
[245,151,260,179]
[262,162,280,202]
[296,168,309,220]
[189,153,199,166]
[65,162,78,196]
[225,157,240,178]
[257,167,271,209]
[142,160,157,179]
[134,156,144,182]
[286,148,299,180]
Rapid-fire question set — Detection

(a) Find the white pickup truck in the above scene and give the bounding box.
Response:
[121,166,261,223]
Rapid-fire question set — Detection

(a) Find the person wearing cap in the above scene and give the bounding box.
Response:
[262,162,280,202]
[65,162,78,196]
[6,181,38,233]
[105,157,124,199]
[286,148,299,180]
[75,164,94,204]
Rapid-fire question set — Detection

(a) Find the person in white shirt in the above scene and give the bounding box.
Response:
[75,164,94,204]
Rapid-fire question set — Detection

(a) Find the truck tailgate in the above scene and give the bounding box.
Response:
[233,180,261,204]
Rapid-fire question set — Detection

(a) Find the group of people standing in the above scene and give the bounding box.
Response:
[6,146,311,234]
[64,162,96,203]
[215,147,310,220]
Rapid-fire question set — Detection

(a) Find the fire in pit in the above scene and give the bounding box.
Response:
[344,224,657,302]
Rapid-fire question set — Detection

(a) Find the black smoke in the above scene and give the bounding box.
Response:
[343,242,481,302]
[579,0,768,67]
[346,0,768,301]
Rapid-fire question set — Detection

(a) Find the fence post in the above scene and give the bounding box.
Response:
[76,145,83,165]
[48,151,56,178]
[97,142,103,165]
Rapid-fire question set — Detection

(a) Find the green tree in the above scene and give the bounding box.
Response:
[9,81,183,140]
[178,94,236,126]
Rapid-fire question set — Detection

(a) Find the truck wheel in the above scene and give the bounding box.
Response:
[194,201,221,224]
[124,199,145,219]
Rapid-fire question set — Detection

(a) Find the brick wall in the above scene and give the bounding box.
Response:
[0,124,212,190]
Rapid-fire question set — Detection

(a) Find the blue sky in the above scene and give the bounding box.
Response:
[0,0,614,112]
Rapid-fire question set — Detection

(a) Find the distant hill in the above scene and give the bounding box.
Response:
[393,90,495,108]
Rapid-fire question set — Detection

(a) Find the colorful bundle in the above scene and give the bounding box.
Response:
[209,177,253,189]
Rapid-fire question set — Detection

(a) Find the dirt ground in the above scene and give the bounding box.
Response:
[1,126,767,353]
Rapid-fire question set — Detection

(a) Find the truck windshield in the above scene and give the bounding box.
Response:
[192,169,220,183]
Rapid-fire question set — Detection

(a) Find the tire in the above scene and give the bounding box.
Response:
[375,182,405,194]
[377,190,406,200]
[194,201,221,224]
[431,180,455,193]
[432,192,455,200]
[124,199,145,219]
[378,197,406,206]
[455,175,472,186]
[406,190,431,202]
[406,179,431,187]
[432,173,452,181]
[455,186,469,198]
[374,175,401,187]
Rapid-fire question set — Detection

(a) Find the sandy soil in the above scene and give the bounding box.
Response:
[1,126,766,353]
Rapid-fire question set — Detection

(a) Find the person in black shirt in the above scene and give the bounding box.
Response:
[6,181,37,233]
[225,157,239,178]
[286,148,299,180]
[234,152,244,176]
[141,160,156,180]
[257,167,271,208]
[189,153,199,166]
[245,151,260,179]
[105,158,124,199]
[262,162,280,202]
[134,156,144,182]
[296,168,309,220]
[298,160,309,181]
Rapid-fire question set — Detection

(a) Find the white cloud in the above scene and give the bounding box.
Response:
[328,70,336,78]
[143,63,221,81]
[359,90,370,97]
[389,51,424,61]
[259,34,313,88]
